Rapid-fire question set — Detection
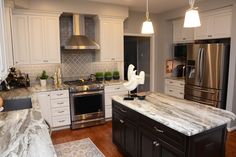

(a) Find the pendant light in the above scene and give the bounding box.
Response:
[141,0,154,34]
[184,0,201,28]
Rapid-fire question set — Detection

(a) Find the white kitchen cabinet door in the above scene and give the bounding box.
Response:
[113,21,124,61]
[29,16,44,64]
[0,0,7,80]
[37,92,52,126]
[212,12,232,39]
[173,18,194,43]
[194,15,212,40]
[4,6,13,68]
[44,16,60,63]
[96,17,124,62]
[194,7,232,40]
[12,15,30,65]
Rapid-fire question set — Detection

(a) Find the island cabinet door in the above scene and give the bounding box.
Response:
[112,111,138,157]
[157,138,185,157]
[112,112,124,149]
[139,127,159,157]
[139,127,185,157]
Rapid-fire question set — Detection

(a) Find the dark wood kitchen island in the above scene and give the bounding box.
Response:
[112,92,236,157]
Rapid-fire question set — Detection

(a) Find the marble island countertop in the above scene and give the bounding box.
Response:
[0,108,56,157]
[112,92,236,136]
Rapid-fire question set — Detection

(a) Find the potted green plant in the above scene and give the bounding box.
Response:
[104,72,112,81]
[95,72,104,81]
[113,71,120,80]
[39,70,49,87]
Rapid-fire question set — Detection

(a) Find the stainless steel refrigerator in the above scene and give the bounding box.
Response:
[185,43,230,109]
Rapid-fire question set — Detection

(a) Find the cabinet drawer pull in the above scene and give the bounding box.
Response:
[180,83,184,86]
[169,81,173,84]
[120,109,127,113]
[58,120,65,123]
[169,90,173,92]
[120,119,124,124]
[154,126,164,133]
[43,60,48,62]
[208,35,212,37]
[153,141,160,147]
[115,88,120,90]
[58,111,65,113]
[56,93,63,96]
[57,102,64,105]
[179,92,184,95]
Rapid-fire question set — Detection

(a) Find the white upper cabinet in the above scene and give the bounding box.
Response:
[12,10,61,65]
[29,16,45,64]
[12,15,30,65]
[96,17,124,62]
[194,7,232,40]
[44,17,60,63]
[173,18,194,43]
[0,0,8,80]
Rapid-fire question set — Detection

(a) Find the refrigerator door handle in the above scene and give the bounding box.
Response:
[199,48,204,83]
[197,48,202,82]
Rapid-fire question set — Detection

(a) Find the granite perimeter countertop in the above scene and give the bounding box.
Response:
[112,92,236,136]
[0,84,69,100]
[0,108,56,157]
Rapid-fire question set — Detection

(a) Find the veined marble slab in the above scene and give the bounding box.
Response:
[0,108,56,157]
[112,92,236,136]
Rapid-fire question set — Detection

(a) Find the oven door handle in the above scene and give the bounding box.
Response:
[71,91,104,97]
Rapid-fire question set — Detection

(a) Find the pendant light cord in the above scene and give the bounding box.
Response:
[146,0,149,20]
[189,0,195,9]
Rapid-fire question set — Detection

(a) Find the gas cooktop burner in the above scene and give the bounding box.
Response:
[64,79,104,92]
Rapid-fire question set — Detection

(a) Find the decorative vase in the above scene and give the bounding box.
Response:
[105,76,112,81]
[113,75,120,80]
[40,79,47,87]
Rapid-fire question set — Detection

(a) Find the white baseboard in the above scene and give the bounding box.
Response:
[227,126,236,132]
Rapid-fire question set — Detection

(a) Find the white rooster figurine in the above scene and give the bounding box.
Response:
[123,64,145,99]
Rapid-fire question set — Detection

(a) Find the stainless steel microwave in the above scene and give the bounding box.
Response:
[173,44,187,59]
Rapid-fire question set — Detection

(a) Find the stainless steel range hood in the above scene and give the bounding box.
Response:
[64,14,100,50]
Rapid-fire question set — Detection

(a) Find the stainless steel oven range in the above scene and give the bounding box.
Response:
[64,80,105,129]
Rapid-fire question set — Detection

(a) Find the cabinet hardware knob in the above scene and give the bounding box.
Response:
[169,81,173,83]
[155,143,160,147]
[120,119,124,124]
[183,38,186,40]
[153,141,157,145]
[154,126,164,133]
[120,109,127,113]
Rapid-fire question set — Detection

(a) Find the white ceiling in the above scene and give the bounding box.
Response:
[88,0,196,13]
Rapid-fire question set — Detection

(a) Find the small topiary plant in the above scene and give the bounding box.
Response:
[39,70,49,80]
[95,72,104,81]
[104,72,112,81]
[113,71,120,80]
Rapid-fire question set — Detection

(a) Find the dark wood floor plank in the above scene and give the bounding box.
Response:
[52,122,236,157]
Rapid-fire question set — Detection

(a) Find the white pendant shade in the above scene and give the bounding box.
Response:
[184,8,201,28]
[141,20,154,34]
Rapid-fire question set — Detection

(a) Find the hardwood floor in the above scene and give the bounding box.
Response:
[52,122,236,157]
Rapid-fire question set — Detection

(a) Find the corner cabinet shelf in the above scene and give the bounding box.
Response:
[12,10,61,65]
[112,101,227,157]
[95,17,124,62]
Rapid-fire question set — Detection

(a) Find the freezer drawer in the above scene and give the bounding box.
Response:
[185,85,221,102]
[184,95,221,108]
